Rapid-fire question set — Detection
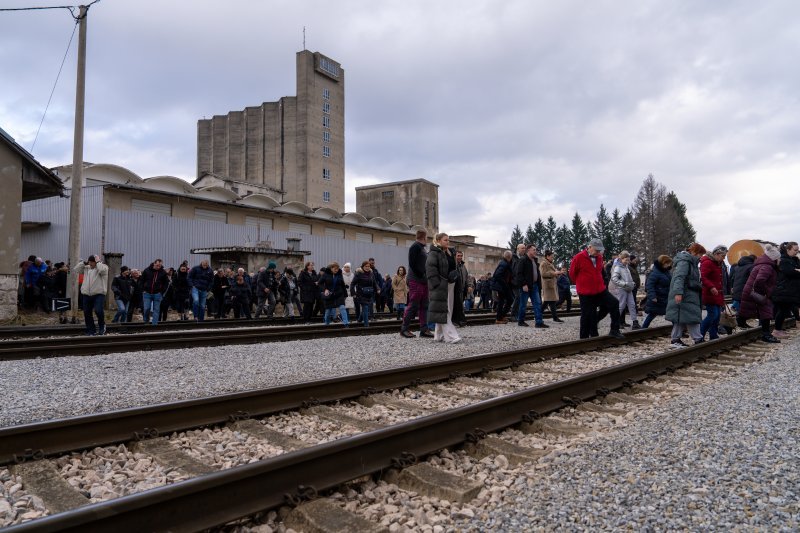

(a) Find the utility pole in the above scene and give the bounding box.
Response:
[67,5,88,323]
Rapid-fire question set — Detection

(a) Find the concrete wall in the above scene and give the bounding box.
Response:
[0,143,23,320]
[356,180,440,235]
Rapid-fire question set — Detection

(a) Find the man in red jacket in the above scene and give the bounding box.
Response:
[569,238,624,339]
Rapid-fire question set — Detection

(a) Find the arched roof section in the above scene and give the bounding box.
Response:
[391,221,412,232]
[195,186,240,202]
[311,207,341,220]
[340,212,368,224]
[141,176,196,195]
[237,194,281,209]
[366,217,391,228]
[276,201,313,215]
[84,163,144,185]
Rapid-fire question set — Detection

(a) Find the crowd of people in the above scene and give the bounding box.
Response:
[18,235,800,344]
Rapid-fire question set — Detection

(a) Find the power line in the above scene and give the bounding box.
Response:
[31,19,78,152]
[0,0,100,20]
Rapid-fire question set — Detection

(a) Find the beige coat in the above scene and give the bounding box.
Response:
[75,261,109,296]
[539,258,559,302]
[392,274,408,305]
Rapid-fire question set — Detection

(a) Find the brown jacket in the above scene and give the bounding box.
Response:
[392,274,408,305]
[540,258,559,302]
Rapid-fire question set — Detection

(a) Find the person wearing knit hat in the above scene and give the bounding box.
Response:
[738,243,782,343]
[699,245,728,340]
[764,244,781,261]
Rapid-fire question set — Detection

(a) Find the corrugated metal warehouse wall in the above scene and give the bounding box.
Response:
[22,188,409,274]
[21,186,103,261]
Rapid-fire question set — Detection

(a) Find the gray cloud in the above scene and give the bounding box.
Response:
[2,0,799,247]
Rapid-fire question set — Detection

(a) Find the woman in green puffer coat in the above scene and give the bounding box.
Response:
[666,243,706,347]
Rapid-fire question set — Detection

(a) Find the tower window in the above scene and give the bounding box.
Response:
[323,168,331,180]
[323,191,331,203]
[323,115,331,128]
[323,131,331,142]
[323,146,331,157]
[382,191,394,199]
[323,102,331,114]
[322,88,330,100]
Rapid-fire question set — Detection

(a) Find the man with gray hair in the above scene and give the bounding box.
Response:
[569,238,624,339]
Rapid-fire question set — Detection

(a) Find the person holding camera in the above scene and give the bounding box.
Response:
[426,232,461,344]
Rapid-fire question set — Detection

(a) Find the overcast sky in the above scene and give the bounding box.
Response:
[2,0,798,249]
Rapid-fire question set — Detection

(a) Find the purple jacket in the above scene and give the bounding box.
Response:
[738,254,778,320]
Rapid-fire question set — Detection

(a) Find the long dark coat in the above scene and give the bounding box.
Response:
[644,259,671,315]
[666,251,702,324]
[772,252,800,305]
[739,255,779,320]
[426,245,452,324]
[730,255,755,301]
[318,270,346,309]
[298,270,320,304]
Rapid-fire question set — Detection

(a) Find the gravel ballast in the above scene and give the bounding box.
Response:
[2,316,660,427]
[455,333,800,531]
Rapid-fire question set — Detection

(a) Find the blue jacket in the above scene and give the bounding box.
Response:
[25,262,47,287]
[644,260,671,315]
[187,264,214,291]
[557,273,571,292]
[491,259,513,294]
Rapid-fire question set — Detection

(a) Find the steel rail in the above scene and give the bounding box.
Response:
[3,327,761,533]
[0,307,532,339]
[0,326,670,465]
[0,314,510,361]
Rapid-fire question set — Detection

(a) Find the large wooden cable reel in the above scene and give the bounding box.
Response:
[727,239,776,264]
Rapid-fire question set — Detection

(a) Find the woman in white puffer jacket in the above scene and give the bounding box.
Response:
[610,251,639,329]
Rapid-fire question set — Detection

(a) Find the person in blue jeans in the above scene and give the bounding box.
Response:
[319,262,350,326]
[514,244,548,328]
[352,261,378,327]
[187,259,215,321]
[111,266,132,323]
[74,255,109,335]
[141,259,168,325]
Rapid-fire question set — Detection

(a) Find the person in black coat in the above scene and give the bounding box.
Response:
[319,263,350,326]
[642,255,672,328]
[729,254,756,311]
[159,268,176,323]
[228,275,252,319]
[53,262,69,323]
[211,269,230,318]
[254,266,278,318]
[351,262,379,327]
[772,241,800,337]
[173,265,191,320]
[126,269,144,322]
[491,251,514,323]
[298,262,320,323]
[111,266,133,323]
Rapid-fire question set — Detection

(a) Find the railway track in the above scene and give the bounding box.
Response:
[0,311,541,361]
[0,308,581,340]
[1,322,782,532]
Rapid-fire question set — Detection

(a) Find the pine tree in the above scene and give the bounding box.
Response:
[554,223,573,268]
[525,224,536,246]
[618,209,636,254]
[544,216,558,253]
[533,219,547,250]
[591,204,615,255]
[569,212,589,255]
[508,225,524,250]
[662,191,697,255]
